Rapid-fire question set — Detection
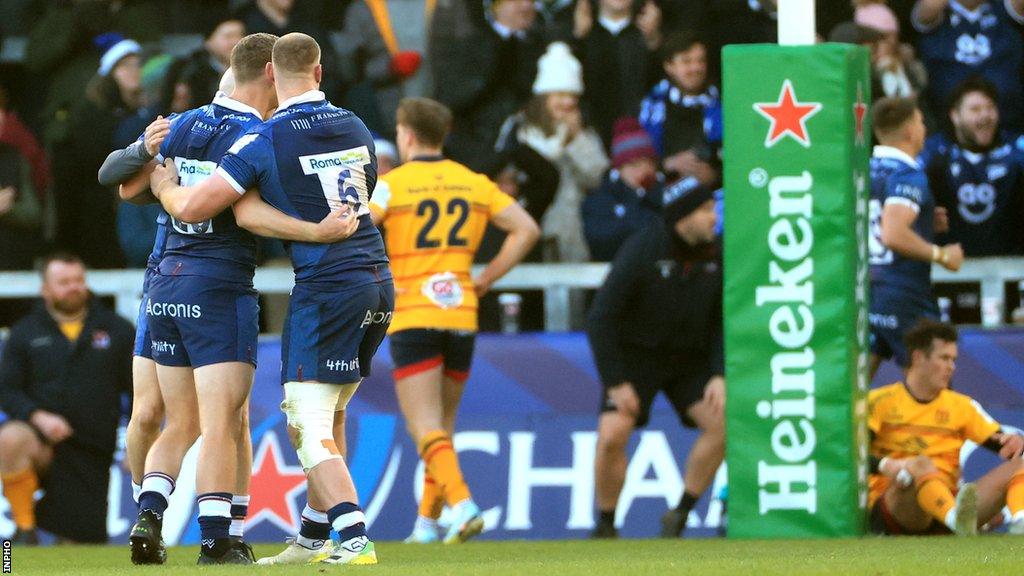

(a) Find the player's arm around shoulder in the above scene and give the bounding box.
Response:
[233,189,359,243]
[474,196,541,297]
[149,157,242,223]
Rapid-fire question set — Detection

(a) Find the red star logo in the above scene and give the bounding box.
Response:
[247,432,308,533]
[754,79,823,148]
[853,83,867,145]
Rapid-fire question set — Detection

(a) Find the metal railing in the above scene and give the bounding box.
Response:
[0,259,1020,332]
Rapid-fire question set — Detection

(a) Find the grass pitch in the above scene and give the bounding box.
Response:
[9,537,1024,575]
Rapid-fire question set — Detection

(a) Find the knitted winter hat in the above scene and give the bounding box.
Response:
[532,42,583,95]
[610,117,657,168]
[662,176,715,223]
[96,33,142,77]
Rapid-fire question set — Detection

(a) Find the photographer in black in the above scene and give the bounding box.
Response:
[587,177,724,539]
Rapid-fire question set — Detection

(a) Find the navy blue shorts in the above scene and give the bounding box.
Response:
[133,268,156,359]
[869,284,938,367]
[281,280,394,384]
[145,273,259,368]
[389,329,476,382]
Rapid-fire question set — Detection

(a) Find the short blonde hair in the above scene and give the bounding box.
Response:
[230,33,277,84]
[272,32,320,76]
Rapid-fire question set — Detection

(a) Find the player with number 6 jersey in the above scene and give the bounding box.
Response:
[370,97,540,544]
[150,33,391,566]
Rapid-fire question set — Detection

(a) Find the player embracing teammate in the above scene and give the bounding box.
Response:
[104,33,359,565]
[151,33,393,565]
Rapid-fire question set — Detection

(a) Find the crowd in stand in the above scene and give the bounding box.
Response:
[0,0,1021,324]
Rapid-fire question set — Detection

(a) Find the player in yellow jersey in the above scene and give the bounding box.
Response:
[369,98,540,543]
[868,320,1024,535]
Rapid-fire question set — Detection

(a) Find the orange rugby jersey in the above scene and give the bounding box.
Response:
[370,157,515,333]
[867,382,1000,505]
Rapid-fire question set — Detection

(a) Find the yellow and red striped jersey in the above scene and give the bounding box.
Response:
[370,157,515,333]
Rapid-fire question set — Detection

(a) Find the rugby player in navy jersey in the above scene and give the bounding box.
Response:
[102,35,359,566]
[150,32,392,566]
[868,97,964,377]
[921,77,1024,256]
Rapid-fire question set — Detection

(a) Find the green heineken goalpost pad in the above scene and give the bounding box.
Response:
[723,43,871,538]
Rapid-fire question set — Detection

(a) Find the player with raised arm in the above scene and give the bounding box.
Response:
[869,319,1024,536]
[150,32,392,565]
[369,98,540,544]
[868,97,962,377]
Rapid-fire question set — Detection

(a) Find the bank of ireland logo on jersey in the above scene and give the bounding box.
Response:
[300,147,373,215]
[422,272,464,309]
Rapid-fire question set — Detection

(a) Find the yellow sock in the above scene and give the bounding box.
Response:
[915,472,955,524]
[418,430,471,507]
[1006,470,1024,516]
[418,472,444,520]
[1,468,38,530]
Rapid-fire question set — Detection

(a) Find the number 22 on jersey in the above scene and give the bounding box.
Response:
[415,198,469,249]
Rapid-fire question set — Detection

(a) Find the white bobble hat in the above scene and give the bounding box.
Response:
[532,42,583,95]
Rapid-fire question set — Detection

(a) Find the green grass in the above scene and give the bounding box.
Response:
[8,537,1024,575]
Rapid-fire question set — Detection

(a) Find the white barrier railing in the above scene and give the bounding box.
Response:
[0,259,1020,332]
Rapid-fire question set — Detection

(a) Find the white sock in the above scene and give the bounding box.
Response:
[132,482,142,504]
[453,498,476,515]
[1012,510,1024,523]
[295,505,330,550]
[140,472,175,502]
[414,515,439,533]
[230,494,250,538]
[944,507,958,530]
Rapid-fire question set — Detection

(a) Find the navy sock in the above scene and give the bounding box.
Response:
[138,492,169,517]
[327,502,367,542]
[197,492,233,557]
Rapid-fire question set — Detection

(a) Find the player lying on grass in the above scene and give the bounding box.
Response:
[868,319,1024,536]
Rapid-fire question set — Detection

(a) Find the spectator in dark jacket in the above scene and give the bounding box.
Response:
[583,117,662,261]
[639,31,722,187]
[234,0,343,98]
[52,36,151,269]
[432,0,545,172]
[0,254,133,544]
[587,178,724,540]
[573,0,663,147]
[160,17,244,114]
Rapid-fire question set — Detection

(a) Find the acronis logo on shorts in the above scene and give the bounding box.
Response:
[146,299,202,319]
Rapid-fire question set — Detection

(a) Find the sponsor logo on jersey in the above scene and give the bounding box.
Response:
[422,272,464,310]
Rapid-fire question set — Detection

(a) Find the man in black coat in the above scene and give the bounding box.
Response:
[0,253,134,544]
[587,178,724,539]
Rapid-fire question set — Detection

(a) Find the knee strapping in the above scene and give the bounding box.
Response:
[282,382,346,470]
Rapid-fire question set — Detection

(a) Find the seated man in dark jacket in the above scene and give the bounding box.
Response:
[0,253,133,544]
[587,179,724,539]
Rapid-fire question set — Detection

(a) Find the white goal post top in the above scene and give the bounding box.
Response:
[778,0,817,46]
